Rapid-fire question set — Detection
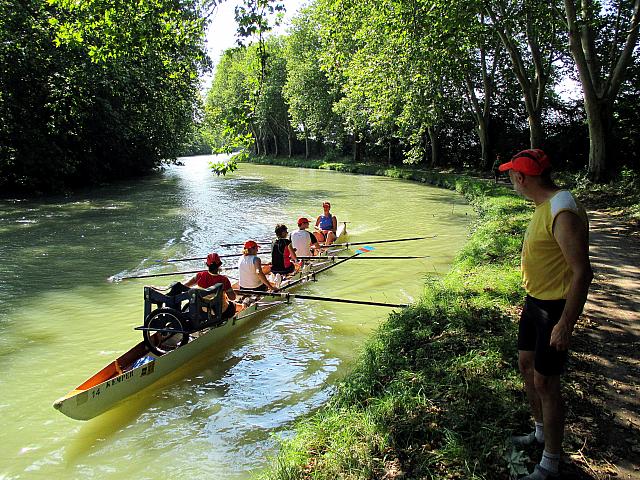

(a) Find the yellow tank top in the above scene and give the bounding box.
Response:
[522,190,588,300]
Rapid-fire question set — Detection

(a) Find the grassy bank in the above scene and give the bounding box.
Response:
[248,156,538,479]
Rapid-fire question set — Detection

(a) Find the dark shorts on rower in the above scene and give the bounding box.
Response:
[518,295,568,376]
[222,302,236,320]
[271,264,295,275]
[241,283,268,292]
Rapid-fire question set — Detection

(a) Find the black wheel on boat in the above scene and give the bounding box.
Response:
[143,307,189,356]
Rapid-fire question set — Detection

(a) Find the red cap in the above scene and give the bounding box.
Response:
[243,240,259,249]
[499,149,551,175]
[297,217,310,226]
[206,253,221,266]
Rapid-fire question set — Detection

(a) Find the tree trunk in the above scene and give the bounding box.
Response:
[427,126,440,167]
[288,133,292,158]
[477,116,490,169]
[304,129,309,159]
[527,111,544,149]
[583,99,610,181]
[273,133,278,157]
[388,141,392,166]
[353,132,358,162]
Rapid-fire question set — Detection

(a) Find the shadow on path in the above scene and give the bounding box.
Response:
[565,210,640,479]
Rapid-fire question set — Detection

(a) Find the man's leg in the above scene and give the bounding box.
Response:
[519,350,543,423]
[534,372,564,454]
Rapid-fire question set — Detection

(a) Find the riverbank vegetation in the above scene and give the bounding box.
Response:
[205,0,639,184]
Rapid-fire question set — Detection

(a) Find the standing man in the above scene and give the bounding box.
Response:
[290,216,319,257]
[499,149,593,480]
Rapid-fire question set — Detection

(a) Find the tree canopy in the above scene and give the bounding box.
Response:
[204,0,639,180]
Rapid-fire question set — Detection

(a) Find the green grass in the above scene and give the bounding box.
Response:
[251,156,537,479]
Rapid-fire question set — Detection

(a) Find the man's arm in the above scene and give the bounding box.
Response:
[183,275,198,288]
[331,215,337,233]
[254,258,275,291]
[549,211,593,350]
[308,230,319,246]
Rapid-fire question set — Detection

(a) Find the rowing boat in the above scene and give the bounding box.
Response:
[53,223,348,420]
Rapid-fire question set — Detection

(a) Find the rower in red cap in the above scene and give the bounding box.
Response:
[290,216,319,257]
[167,252,238,320]
[237,240,275,292]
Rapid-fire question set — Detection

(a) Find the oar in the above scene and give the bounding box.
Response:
[297,255,429,260]
[283,245,374,289]
[155,251,270,264]
[219,241,271,247]
[318,235,436,249]
[113,267,239,281]
[236,289,407,308]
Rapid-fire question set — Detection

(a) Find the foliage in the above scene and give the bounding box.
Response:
[0,0,208,195]
[202,0,639,181]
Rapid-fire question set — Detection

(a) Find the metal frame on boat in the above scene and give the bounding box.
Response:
[53,223,348,420]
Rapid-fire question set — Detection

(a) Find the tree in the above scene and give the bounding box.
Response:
[283,5,342,158]
[560,0,640,181]
[0,0,209,194]
[483,0,566,149]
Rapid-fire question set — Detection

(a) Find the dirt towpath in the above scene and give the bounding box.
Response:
[562,211,640,479]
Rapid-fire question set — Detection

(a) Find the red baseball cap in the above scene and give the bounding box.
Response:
[243,240,259,249]
[499,149,551,175]
[297,217,310,225]
[206,253,221,266]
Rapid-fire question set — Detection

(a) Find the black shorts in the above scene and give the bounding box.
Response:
[518,295,568,376]
[222,302,236,320]
[241,283,267,292]
[271,264,295,275]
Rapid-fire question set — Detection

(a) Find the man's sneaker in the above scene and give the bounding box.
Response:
[512,431,544,447]
[520,464,560,479]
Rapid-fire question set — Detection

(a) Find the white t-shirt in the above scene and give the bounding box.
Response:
[290,229,315,257]
[237,255,262,289]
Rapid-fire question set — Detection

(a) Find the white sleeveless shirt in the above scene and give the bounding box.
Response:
[237,255,263,288]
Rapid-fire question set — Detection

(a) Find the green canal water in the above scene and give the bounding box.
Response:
[0,156,473,479]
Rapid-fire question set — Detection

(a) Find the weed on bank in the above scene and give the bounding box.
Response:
[253,157,536,479]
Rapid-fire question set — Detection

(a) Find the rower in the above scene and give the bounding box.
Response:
[237,240,275,292]
[271,224,298,276]
[166,253,237,320]
[314,201,337,246]
[290,216,319,257]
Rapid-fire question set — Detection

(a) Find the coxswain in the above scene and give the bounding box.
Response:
[237,240,275,292]
[271,224,298,275]
[290,217,319,257]
[314,201,337,246]
[168,253,237,320]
